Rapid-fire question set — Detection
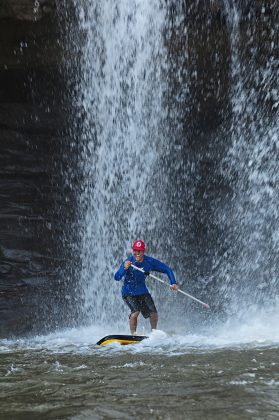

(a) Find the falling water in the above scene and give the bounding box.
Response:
[73,1,169,326]
[218,3,279,317]
[70,1,279,329]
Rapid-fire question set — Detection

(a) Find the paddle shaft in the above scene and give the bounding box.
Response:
[130,263,209,309]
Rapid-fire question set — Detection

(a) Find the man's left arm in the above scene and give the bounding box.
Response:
[150,258,178,289]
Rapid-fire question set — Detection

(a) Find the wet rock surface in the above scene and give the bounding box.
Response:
[0,0,79,337]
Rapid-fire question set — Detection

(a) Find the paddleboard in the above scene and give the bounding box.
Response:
[96,334,148,346]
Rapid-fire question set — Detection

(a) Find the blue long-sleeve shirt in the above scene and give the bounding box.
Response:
[114,255,176,296]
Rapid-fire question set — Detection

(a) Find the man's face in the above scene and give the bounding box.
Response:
[133,249,144,263]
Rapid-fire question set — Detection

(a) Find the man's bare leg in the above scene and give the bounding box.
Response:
[150,312,158,330]
[130,311,140,335]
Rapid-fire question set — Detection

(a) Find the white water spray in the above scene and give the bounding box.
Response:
[71,2,279,333]
[219,3,279,314]
[74,1,168,325]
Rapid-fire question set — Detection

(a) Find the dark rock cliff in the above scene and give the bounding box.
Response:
[0,0,79,337]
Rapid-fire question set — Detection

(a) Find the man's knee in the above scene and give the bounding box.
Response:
[130,311,140,320]
[150,312,158,320]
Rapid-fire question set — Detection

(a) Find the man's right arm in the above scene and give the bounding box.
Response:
[114,259,132,280]
[114,262,125,281]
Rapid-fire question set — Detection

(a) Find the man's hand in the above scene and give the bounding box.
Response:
[124,260,132,270]
[170,284,178,291]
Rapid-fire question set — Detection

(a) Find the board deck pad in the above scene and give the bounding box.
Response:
[96,334,148,346]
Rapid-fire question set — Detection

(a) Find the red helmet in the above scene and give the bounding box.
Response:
[132,240,145,251]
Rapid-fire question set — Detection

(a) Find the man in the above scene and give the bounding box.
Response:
[114,239,178,335]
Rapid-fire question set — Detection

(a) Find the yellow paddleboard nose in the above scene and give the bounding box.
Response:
[96,334,148,346]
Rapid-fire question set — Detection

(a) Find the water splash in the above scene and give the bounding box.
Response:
[1,300,278,355]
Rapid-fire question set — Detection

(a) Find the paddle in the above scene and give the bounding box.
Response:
[130,264,210,309]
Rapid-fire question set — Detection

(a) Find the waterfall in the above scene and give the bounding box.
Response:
[219,2,279,315]
[73,1,168,326]
[69,1,279,329]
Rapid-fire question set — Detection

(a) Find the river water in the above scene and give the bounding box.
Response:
[1,312,279,419]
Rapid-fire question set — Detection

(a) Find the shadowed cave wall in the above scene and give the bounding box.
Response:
[0,0,81,336]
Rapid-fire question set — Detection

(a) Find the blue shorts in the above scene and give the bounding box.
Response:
[123,293,157,318]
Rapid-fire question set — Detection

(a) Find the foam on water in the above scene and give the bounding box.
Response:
[1,302,278,355]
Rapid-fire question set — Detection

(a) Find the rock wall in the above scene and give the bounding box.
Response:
[0,0,79,337]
